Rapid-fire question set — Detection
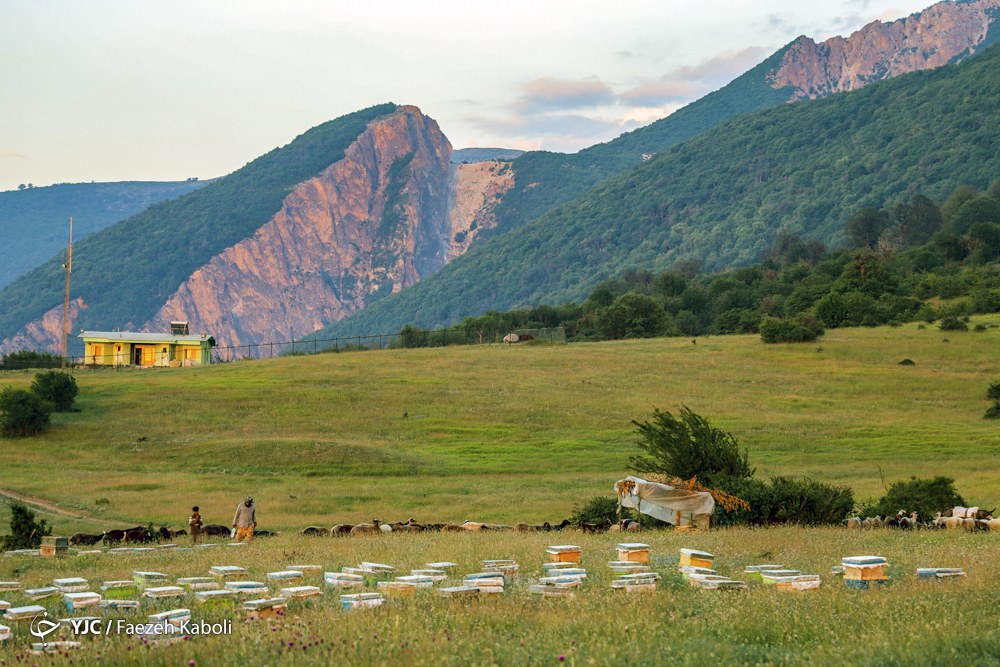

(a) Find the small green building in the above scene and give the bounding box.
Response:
[79,322,216,367]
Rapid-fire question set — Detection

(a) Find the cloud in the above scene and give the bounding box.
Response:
[514,76,616,114]
[0,151,27,159]
[619,47,769,106]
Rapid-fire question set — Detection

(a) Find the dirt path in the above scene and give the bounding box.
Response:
[0,488,121,527]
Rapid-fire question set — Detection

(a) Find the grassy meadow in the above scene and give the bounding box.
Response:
[3,318,1000,532]
[2,529,1000,666]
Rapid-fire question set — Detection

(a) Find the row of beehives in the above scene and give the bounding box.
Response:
[4,538,248,559]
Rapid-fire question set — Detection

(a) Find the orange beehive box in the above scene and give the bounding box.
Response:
[679,549,714,570]
[546,546,581,563]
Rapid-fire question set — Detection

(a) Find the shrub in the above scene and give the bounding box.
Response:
[986,402,1000,420]
[988,382,1000,400]
[595,293,669,339]
[0,350,62,371]
[871,476,966,520]
[569,496,631,525]
[0,500,52,550]
[30,370,78,412]
[399,324,428,348]
[759,317,818,343]
[715,308,762,334]
[712,476,854,526]
[630,407,753,488]
[0,386,51,437]
[938,316,968,331]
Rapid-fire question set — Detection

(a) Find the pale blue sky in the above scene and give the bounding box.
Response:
[1,0,932,191]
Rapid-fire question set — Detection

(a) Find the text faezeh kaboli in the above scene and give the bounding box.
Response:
[68,618,232,636]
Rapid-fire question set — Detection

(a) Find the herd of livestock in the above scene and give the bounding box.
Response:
[846,507,1000,530]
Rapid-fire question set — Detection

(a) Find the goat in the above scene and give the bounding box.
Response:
[70,532,105,546]
[550,519,572,531]
[441,523,465,533]
[514,522,537,532]
[331,524,355,536]
[349,519,383,536]
[202,524,231,536]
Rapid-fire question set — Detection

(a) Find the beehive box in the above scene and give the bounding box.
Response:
[546,545,582,563]
[155,544,178,550]
[760,570,802,585]
[133,572,169,588]
[693,579,747,590]
[610,580,657,592]
[687,574,732,587]
[377,581,417,597]
[76,551,101,557]
[4,605,48,621]
[54,577,90,593]
[148,608,190,628]
[529,584,574,598]
[40,536,69,558]
[195,589,235,609]
[842,556,888,581]
[538,576,583,588]
[278,586,322,601]
[101,581,138,599]
[679,549,714,569]
[774,575,821,592]
[59,616,100,629]
[542,562,581,573]
[143,586,185,600]
[100,599,140,613]
[680,566,718,578]
[609,561,652,575]
[618,572,661,583]
[410,569,447,581]
[177,577,219,592]
[616,543,650,563]
[744,565,784,580]
[196,543,220,549]
[0,624,10,642]
[324,573,364,589]
[244,598,288,618]
[0,582,23,593]
[483,560,519,575]
[225,581,269,595]
[845,578,891,590]
[917,568,965,580]
[288,565,322,576]
[266,571,304,584]
[30,640,82,653]
[395,575,434,589]
[830,566,845,578]
[436,586,480,598]
[426,562,458,571]
[24,587,60,601]
[546,567,586,580]
[0,600,10,613]
[209,566,247,580]
[63,592,102,610]
[359,562,394,573]
[340,592,384,610]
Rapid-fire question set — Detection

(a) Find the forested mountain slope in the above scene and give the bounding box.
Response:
[308,42,1000,338]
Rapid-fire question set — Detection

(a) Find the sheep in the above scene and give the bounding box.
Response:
[944,516,963,530]
[626,521,642,533]
[845,517,862,530]
[441,523,465,533]
[331,524,355,535]
[461,521,485,532]
[514,523,537,532]
[350,519,383,536]
[299,526,327,536]
[982,518,1000,532]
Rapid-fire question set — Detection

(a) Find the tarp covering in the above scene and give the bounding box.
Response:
[615,475,715,530]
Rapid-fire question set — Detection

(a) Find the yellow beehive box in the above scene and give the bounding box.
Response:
[616,543,650,563]
[546,545,581,563]
[679,549,714,570]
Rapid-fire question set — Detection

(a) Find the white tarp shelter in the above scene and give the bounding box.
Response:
[615,475,715,530]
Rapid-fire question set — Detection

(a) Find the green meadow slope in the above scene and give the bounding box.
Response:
[315,43,1000,338]
[2,320,999,530]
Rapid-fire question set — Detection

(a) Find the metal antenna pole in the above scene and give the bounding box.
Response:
[62,217,73,368]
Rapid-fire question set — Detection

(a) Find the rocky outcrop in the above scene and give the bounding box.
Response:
[0,298,86,355]
[447,161,515,261]
[144,106,452,349]
[770,0,1000,99]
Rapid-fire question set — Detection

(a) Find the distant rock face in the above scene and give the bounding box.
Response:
[447,161,515,261]
[0,298,86,356]
[144,106,453,349]
[770,0,1000,99]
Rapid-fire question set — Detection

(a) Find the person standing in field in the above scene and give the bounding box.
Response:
[188,506,203,545]
[232,496,256,543]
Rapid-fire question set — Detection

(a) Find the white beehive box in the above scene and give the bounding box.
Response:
[225,581,269,595]
[209,566,247,580]
[288,565,322,576]
[0,600,9,612]
[0,624,11,642]
[63,592,101,610]
[133,572,169,587]
[538,576,583,588]
[324,573,364,589]
[100,600,140,612]
[426,562,458,570]
[148,608,190,627]
[54,577,89,593]
[775,575,821,592]
[360,562,394,573]
[243,596,289,611]
[395,575,434,589]
[143,586,185,600]
[24,587,60,601]
[410,569,447,581]
[436,586,480,598]
[529,584,574,598]
[0,582,23,592]
[5,605,48,621]
[610,579,657,592]
[267,571,304,583]
[279,586,322,600]
[340,592,383,610]
[195,589,235,607]
[542,562,581,572]
[693,579,747,590]
[177,577,219,591]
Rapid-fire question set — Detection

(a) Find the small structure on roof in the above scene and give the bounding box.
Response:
[78,322,216,367]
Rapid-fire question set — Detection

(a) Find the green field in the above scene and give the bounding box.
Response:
[2,529,999,666]
[2,318,1000,533]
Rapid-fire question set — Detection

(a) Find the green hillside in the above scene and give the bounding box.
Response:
[0,103,396,351]
[478,44,797,240]
[312,44,1000,338]
[0,180,210,288]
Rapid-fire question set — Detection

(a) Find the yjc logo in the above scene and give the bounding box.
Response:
[29,611,59,646]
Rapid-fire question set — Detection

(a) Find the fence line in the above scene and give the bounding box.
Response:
[0,327,566,372]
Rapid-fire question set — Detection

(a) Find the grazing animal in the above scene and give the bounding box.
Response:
[103,530,125,544]
[406,518,426,531]
[299,526,327,536]
[125,529,152,544]
[944,516,963,530]
[518,334,534,342]
[579,519,611,534]
[69,532,104,546]
[201,524,231,537]
[513,522,537,532]
[331,524,355,536]
[350,519,383,536]
[962,517,977,532]
[379,524,393,533]
[551,519,571,531]
[845,517,862,530]
[441,523,465,533]
[982,518,1000,532]
[252,530,275,537]
[461,521,486,532]
[626,521,642,533]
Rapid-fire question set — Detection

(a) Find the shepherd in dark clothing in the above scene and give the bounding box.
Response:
[189,506,203,545]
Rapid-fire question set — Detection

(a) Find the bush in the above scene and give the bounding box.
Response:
[0,386,51,437]
[30,370,78,412]
[759,317,818,343]
[938,316,968,331]
[0,500,52,550]
[399,324,428,348]
[569,496,628,525]
[0,350,62,371]
[986,402,1000,420]
[987,382,1000,400]
[714,476,854,526]
[870,476,966,520]
[630,407,753,488]
[595,293,669,340]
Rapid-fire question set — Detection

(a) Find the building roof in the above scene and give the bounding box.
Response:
[78,331,216,346]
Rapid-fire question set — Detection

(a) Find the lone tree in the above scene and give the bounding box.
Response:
[31,370,78,412]
[629,406,753,488]
[0,386,52,437]
[1,500,52,550]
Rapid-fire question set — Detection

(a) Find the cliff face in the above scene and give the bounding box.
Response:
[770,0,1000,99]
[0,298,86,356]
[447,161,515,261]
[144,106,452,349]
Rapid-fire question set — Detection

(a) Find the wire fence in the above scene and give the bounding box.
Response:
[0,327,567,372]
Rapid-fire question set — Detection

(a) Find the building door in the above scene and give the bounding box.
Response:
[133,346,142,365]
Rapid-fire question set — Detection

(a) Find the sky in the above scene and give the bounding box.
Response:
[1,0,935,192]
